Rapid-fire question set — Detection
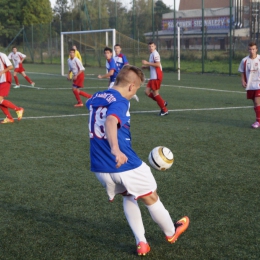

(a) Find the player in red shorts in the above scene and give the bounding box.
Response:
[0,52,24,124]
[67,49,92,107]
[238,42,260,128]
[142,42,168,116]
[8,47,35,88]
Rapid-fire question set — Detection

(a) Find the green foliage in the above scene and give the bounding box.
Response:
[0,0,52,46]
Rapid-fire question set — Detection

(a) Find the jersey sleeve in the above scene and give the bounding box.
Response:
[2,54,12,67]
[109,59,117,71]
[238,58,246,73]
[153,52,160,63]
[75,58,85,71]
[107,101,129,128]
[18,52,26,59]
[122,54,129,65]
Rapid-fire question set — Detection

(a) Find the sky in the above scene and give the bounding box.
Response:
[50,0,180,10]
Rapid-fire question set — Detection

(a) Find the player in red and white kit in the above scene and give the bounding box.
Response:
[8,47,35,89]
[238,42,260,128]
[67,49,92,107]
[0,52,24,123]
[142,42,168,116]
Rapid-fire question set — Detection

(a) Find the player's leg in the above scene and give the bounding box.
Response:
[13,71,20,88]
[152,88,168,116]
[0,80,24,123]
[21,71,35,86]
[141,191,189,244]
[78,89,92,99]
[72,87,83,106]
[145,82,156,100]
[252,95,260,128]
[123,195,148,254]
[247,90,260,128]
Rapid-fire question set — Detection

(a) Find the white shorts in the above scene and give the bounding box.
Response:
[94,162,157,201]
[108,81,115,89]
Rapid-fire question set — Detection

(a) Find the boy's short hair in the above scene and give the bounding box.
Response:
[70,48,75,52]
[104,47,113,53]
[114,44,121,48]
[248,42,258,49]
[148,42,155,45]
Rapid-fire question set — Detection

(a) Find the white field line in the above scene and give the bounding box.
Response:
[1,106,252,121]
[23,71,246,94]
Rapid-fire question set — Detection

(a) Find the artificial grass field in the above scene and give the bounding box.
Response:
[1,64,259,259]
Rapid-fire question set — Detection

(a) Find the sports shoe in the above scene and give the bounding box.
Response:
[137,242,150,256]
[251,121,260,128]
[31,82,35,87]
[13,85,20,89]
[132,94,139,102]
[159,110,169,116]
[74,103,83,107]
[166,216,190,244]
[16,108,24,121]
[0,117,14,124]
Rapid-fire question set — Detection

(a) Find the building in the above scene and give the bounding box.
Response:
[144,0,258,50]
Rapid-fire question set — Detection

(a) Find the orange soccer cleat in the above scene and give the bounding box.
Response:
[137,241,150,256]
[1,117,14,124]
[16,108,24,121]
[166,216,190,244]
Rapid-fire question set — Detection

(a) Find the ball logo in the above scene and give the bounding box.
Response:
[148,146,174,171]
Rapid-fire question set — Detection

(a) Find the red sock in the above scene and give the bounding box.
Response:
[79,91,92,99]
[254,106,260,122]
[14,75,19,85]
[1,99,20,111]
[148,93,156,101]
[24,76,33,84]
[154,95,167,111]
[73,89,82,104]
[0,104,13,119]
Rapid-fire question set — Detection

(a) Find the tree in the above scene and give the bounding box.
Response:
[154,0,171,31]
[53,0,71,20]
[21,0,52,25]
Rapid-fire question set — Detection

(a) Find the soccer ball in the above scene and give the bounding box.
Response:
[148,146,174,171]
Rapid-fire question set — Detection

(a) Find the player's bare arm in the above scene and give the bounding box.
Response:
[98,70,114,79]
[241,73,247,88]
[105,115,128,168]
[142,60,161,68]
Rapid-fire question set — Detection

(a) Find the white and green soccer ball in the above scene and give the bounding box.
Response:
[148,146,174,171]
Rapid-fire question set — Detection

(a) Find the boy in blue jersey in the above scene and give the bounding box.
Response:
[114,43,139,102]
[87,65,189,256]
[98,47,119,89]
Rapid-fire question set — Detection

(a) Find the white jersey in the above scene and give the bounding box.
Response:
[8,52,26,69]
[238,54,260,90]
[68,57,85,76]
[0,52,12,83]
[149,50,162,80]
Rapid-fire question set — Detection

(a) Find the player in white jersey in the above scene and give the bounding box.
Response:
[142,42,168,116]
[0,52,24,123]
[238,42,260,128]
[8,47,35,88]
[67,49,92,107]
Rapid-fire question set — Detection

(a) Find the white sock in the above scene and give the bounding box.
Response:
[123,196,147,244]
[146,197,175,237]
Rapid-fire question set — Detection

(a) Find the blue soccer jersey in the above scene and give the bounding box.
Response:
[106,58,119,83]
[86,89,142,173]
[114,53,129,71]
